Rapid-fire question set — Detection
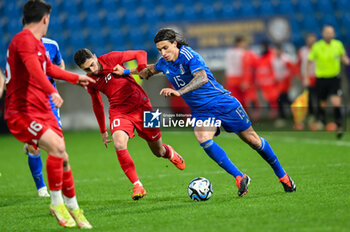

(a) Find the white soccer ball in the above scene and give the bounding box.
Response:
[188,177,213,201]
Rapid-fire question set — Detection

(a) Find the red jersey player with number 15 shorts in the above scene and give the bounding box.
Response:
[73,48,185,200]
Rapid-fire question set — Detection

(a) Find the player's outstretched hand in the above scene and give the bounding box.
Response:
[77,75,96,87]
[101,131,113,148]
[51,92,64,108]
[112,64,125,75]
[160,88,181,97]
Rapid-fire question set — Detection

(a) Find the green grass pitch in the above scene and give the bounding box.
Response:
[0,130,349,231]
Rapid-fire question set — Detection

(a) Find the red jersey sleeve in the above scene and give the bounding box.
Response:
[107,51,147,71]
[18,41,57,95]
[88,87,107,133]
[46,61,79,84]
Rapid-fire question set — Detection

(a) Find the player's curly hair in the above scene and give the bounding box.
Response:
[74,48,94,67]
[154,28,188,49]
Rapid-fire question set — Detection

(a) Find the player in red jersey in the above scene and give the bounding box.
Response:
[73,48,185,200]
[4,0,95,228]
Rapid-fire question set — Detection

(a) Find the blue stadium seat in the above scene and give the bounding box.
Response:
[122,0,137,11]
[220,3,237,19]
[183,7,198,22]
[278,1,294,15]
[69,31,86,50]
[322,14,340,33]
[297,0,314,15]
[144,8,158,25]
[125,13,140,27]
[82,0,98,14]
[105,14,121,29]
[84,16,101,30]
[316,0,333,14]
[163,8,178,22]
[202,5,216,20]
[65,15,82,32]
[258,0,275,16]
[289,18,303,47]
[4,2,19,19]
[336,0,350,10]
[303,15,320,35]
[159,0,175,9]
[7,19,21,37]
[62,0,79,14]
[101,0,117,14]
[240,2,256,18]
[108,29,125,49]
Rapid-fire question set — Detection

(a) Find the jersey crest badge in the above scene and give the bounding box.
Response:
[179,64,185,75]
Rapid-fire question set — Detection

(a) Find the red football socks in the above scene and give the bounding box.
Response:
[46,155,64,191]
[116,149,139,184]
[62,169,75,198]
[162,144,171,159]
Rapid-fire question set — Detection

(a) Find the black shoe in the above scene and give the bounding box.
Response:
[279,174,296,192]
[236,174,251,197]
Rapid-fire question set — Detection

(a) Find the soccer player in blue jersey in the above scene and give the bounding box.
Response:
[24,37,65,197]
[139,28,296,196]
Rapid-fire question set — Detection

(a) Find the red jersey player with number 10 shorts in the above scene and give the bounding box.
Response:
[73,48,185,200]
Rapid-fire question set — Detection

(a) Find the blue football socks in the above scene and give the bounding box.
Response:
[200,139,243,178]
[256,137,285,178]
[27,153,46,190]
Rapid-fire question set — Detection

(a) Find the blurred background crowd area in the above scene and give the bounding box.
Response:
[0,0,349,131]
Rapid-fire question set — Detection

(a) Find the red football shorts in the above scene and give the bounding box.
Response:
[109,104,161,142]
[6,114,63,149]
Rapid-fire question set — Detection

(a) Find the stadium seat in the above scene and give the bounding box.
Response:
[69,31,86,51]
[322,14,340,32]
[183,7,198,22]
[84,16,102,30]
[82,0,98,14]
[302,15,320,35]
[61,0,79,15]
[289,18,303,47]
[163,8,178,22]
[220,3,237,19]
[101,0,117,14]
[240,2,256,18]
[202,5,217,20]
[108,29,126,49]
[87,31,105,49]
[65,15,82,33]
[278,1,294,15]
[316,0,333,14]
[336,0,350,11]
[105,14,122,29]
[258,0,276,16]
[296,0,314,15]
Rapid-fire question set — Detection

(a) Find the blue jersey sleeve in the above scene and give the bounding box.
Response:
[188,56,205,75]
[52,44,62,65]
[154,58,164,72]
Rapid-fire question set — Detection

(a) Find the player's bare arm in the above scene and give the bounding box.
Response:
[341,54,350,65]
[138,64,160,80]
[59,59,65,70]
[303,60,312,87]
[160,70,208,97]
